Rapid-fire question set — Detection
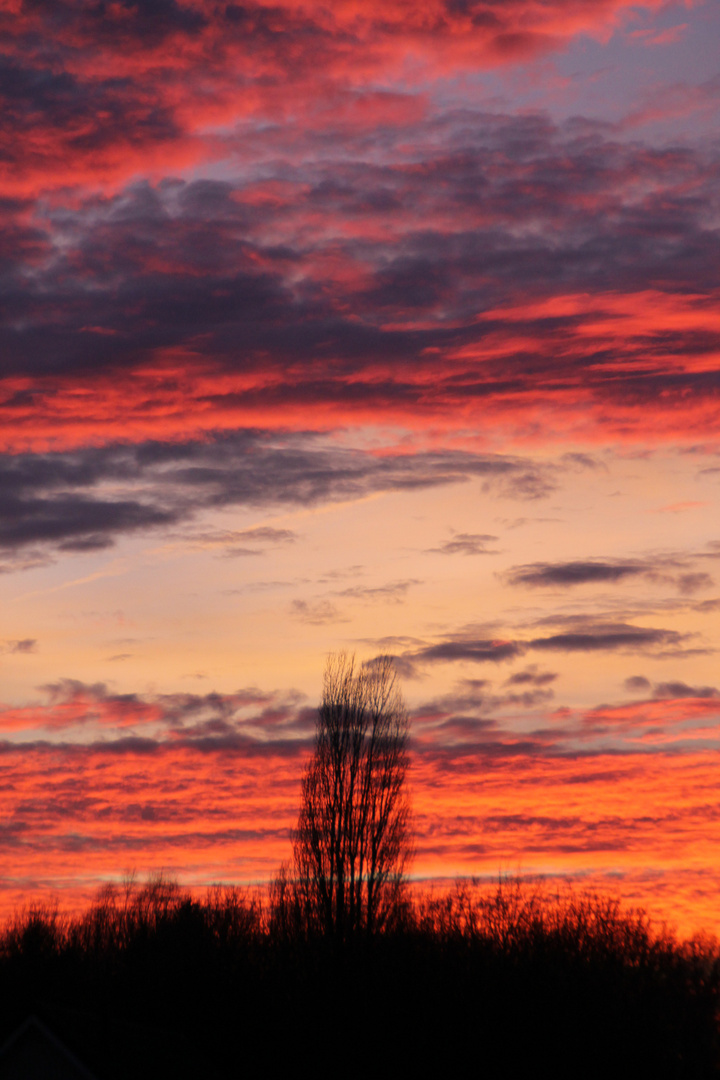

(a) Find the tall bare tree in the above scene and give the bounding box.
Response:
[291,652,411,940]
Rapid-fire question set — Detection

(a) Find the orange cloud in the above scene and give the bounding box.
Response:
[0,712,718,936]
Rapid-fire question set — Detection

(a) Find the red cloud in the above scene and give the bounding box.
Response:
[2,286,718,454]
[581,695,720,734]
[628,23,688,47]
[0,0,667,195]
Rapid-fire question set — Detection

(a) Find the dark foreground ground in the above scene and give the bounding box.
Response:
[0,878,718,1078]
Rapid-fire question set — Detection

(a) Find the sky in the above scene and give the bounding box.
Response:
[1,0,719,935]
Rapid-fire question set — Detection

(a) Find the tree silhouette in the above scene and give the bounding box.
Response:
[291,652,411,941]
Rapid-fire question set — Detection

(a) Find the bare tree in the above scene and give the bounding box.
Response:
[291,652,411,941]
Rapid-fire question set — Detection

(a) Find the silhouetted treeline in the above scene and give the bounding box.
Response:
[0,875,718,1078]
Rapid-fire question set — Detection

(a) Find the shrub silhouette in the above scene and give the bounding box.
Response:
[0,645,718,1077]
[0,875,718,1078]
[2,661,716,1074]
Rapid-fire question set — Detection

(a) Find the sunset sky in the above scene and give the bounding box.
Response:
[1,0,719,934]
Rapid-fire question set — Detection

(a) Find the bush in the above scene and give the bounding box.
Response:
[0,875,717,1078]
